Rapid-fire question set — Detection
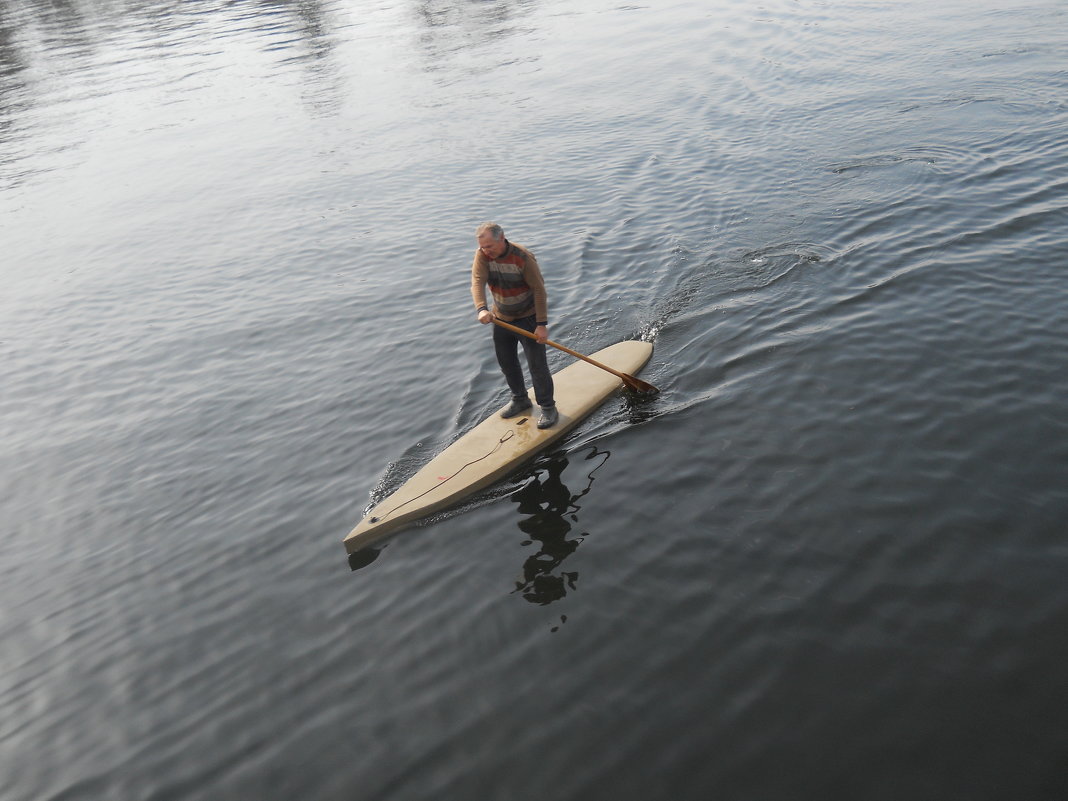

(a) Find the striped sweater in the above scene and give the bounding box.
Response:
[471,240,549,324]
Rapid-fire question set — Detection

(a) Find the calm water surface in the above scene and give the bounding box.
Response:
[3,1,1068,799]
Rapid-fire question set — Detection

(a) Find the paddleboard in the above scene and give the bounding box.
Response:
[343,339,653,553]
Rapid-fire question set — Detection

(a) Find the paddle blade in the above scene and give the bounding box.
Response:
[621,374,659,395]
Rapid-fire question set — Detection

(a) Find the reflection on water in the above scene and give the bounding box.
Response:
[0,0,347,186]
[511,446,610,618]
[347,444,612,575]
[408,0,540,86]
[347,544,382,571]
[269,0,348,117]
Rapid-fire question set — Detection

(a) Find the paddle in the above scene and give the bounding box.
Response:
[492,318,659,395]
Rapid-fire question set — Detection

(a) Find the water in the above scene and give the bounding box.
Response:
[3,1,1068,798]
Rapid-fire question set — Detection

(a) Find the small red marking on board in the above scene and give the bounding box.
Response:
[438,476,449,481]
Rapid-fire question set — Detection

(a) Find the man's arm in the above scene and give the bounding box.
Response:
[523,250,549,342]
[471,253,493,323]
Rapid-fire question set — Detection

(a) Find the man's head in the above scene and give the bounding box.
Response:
[476,222,507,259]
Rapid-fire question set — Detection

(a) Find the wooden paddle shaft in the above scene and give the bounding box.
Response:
[491,318,653,391]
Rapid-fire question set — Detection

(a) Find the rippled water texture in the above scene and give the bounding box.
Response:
[3,1,1068,799]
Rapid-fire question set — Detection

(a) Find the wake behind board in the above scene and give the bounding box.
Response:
[343,339,653,554]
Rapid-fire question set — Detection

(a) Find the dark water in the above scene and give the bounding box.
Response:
[3,0,1068,798]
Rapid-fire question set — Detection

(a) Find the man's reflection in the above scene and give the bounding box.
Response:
[511,446,609,606]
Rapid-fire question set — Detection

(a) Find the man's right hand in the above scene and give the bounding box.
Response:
[478,310,495,324]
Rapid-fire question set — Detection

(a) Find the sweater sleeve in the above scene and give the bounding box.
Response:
[523,250,549,324]
[471,251,489,313]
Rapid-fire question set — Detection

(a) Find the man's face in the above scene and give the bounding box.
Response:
[477,233,507,259]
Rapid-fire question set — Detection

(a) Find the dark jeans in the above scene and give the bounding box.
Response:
[493,314,555,408]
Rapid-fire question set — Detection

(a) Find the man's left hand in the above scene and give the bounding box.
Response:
[534,325,548,344]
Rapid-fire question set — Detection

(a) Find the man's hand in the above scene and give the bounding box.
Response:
[478,310,495,324]
[534,325,548,343]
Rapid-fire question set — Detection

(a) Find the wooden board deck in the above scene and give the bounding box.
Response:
[343,340,653,553]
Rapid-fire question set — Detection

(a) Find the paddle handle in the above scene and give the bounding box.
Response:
[491,319,632,383]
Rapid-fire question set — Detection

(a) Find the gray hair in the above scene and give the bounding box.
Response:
[476,222,504,241]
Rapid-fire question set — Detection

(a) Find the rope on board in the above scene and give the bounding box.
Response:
[372,429,517,523]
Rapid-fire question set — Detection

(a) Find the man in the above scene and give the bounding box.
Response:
[471,222,558,429]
